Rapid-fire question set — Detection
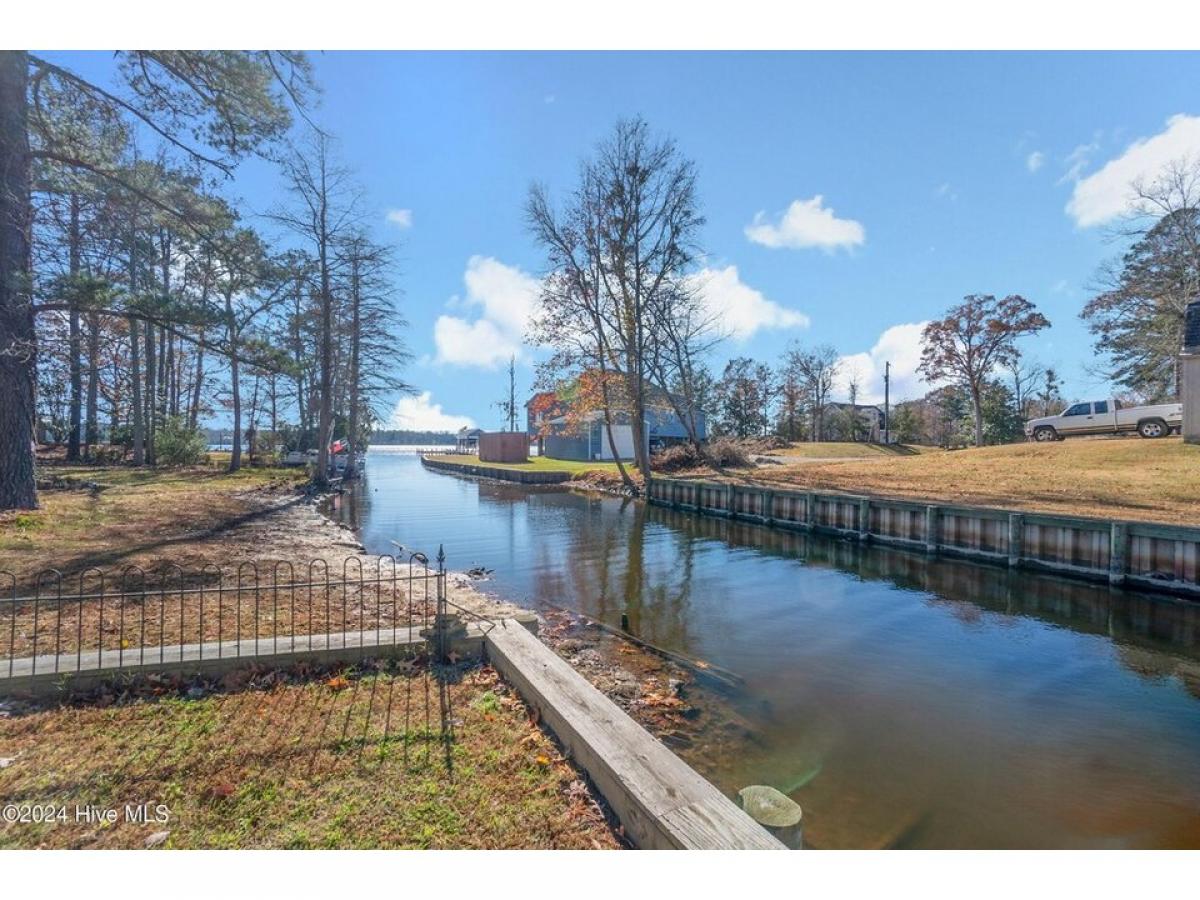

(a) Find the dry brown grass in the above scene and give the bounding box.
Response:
[695,437,1200,524]
[0,661,622,849]
[0,464,311,582]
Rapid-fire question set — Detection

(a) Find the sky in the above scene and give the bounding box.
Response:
[53,51,1200,431]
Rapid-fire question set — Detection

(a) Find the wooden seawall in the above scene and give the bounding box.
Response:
[420,454,571,484]
[646,477,1200,598]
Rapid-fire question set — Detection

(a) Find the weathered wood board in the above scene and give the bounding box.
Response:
[484,621,785,850]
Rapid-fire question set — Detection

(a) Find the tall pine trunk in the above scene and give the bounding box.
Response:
[84,311,99,455]
[0,51,38,510]
[224,290,241,474]
[143,321,156,465]
[315,239,333,486]
[129,317,144,465]
[188,330,204,430]
[66,192,82,461]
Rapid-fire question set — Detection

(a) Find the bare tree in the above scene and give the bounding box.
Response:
[527,173,638,491]
[1007,351,1044,421]
[335,231,411,480]
[919,294,1050,447]
[269,131,362,486]
[785,343,840,442]
[527,117,704,490]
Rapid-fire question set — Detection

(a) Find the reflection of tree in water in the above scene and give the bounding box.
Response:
[323,476,372,530]
[513,493,705,657]
[651,502,1200,683]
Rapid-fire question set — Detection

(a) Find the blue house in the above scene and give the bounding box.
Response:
[526,389,706,462]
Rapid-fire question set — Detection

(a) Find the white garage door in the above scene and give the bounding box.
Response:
[594,424,635,460]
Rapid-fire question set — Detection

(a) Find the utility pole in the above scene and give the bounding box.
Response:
[495,355,518,431]
[883,361,891,444]
[508,356,517,432]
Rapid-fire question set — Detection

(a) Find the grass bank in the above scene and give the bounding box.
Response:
[0,661,620,849]
[423,454,628,476]
[705,437,1199,525]
[0,463,310,583]
[769,441,937,460]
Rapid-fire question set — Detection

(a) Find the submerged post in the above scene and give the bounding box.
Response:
[738,785,803,849]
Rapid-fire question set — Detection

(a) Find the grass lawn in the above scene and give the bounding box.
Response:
[0,661,621,849]
[424,453,629,476]
[730,436,1200,524]
[770,441,937,460]
[0,463,308,583]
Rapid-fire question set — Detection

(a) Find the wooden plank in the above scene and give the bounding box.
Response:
[484,622,784,850]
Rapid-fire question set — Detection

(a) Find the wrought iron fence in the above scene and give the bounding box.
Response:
[0,549,499,683]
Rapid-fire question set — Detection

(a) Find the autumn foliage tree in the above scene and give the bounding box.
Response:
[918,294,1050,447]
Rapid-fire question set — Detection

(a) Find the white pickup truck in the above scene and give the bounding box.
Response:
[1024,398,1183,441]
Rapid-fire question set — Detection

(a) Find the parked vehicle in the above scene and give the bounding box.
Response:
[1024,398,1182,442]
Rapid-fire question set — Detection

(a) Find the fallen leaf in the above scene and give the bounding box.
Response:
[144,830,170,848]
[535,754,551,766]
[325,675,350,691]
[208,780,237,800]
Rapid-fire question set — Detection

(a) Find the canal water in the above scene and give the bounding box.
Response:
[328,447,1200,848]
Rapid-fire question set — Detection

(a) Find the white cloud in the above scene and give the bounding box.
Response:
[433,256,539,368]
[385,208,413,229]
[1066,114,1200,227]
[1058,141,1099,185]
[1026,151,1045,173]
[835,322,932,405]
[744,196,865,252]
[687,265,809,341]
[387,391,474,432]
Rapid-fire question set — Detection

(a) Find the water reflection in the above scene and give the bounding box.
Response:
[327,450,1200,848]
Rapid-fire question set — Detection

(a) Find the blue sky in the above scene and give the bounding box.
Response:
[53,51,1200,430]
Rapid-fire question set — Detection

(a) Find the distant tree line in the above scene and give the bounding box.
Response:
[372,429,457,445]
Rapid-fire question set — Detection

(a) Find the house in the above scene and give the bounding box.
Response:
[455,427,483,453]
[822,402,885,442]
[526,385,706,462]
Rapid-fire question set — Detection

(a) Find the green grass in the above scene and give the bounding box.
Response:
[425,453,629,476]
